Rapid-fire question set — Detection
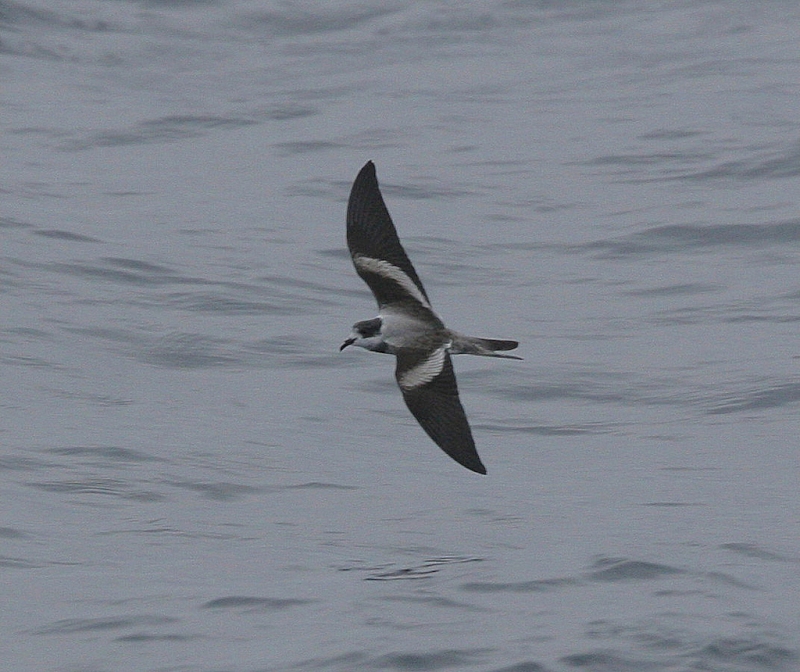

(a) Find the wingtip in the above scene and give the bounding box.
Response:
[449,449,487,475]
[442,444,487,475]
[351,161,378,196]
[442,451,486,475]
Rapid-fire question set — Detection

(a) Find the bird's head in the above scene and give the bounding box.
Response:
[340,317,385,352]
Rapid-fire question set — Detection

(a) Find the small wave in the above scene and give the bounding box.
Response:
[583,219,800,258]
[705,382,800,415]
[202,596,314,610]
[32,614,177,635]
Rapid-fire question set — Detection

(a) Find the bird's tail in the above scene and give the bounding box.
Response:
[449,334,522,360]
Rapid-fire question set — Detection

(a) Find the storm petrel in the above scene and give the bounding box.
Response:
[340,161,520,474]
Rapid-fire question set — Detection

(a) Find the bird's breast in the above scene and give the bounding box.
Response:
[380,309,447,352]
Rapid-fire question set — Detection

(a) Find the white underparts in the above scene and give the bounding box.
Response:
[353,255,431,309]
[397,347,446,390]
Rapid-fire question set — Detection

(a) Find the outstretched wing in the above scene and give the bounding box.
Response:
[347,161,432,310]
[395,347,486,475]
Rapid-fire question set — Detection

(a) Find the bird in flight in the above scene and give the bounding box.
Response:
[340,161,520,474]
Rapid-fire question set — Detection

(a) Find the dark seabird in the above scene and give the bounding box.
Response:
[341,161,520,474]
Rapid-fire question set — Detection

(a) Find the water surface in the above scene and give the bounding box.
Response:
[2,1,799,670]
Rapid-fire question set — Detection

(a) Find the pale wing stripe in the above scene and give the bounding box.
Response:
[397,347,447,391]
[353,255,431,309]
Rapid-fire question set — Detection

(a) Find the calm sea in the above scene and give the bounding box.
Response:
[2,1,799,670]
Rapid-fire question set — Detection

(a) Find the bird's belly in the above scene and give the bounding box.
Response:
[380,311,445,351]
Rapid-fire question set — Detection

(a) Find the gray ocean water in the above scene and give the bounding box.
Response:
[2,1,800,670]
